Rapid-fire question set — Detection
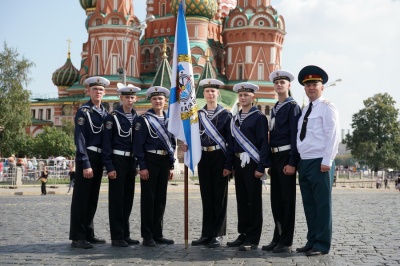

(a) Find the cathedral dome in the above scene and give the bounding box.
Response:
[170,0,217,19]
[52,53,79,87]
[79,0,97,11]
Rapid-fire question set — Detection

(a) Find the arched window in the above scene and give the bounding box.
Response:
[144,49,150,63]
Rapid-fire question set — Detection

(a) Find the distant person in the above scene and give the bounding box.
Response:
[67,165,75,195]
[384,176,388,189]
[296,65,340,256]
[38,164,48,195]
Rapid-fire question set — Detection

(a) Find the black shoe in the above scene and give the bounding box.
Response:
[296,245,312,253]
[87,236,106,244]
[306,249,327,256]
[124,237,140,245]
[143,238,156,247]
[71,240,93,249]
[111,240,128,247]
[262,241,277,251]
[238,242,258,251]
[208,237,223,248]
[272,244,291,253]
[191,236,211,246]
[227,234,245,247]
[154,237,174,245]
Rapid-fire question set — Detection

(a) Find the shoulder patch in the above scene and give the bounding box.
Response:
[77,117,85,126]
[135,122,141,131]
[322,99,332,105]
[105,121,113,129]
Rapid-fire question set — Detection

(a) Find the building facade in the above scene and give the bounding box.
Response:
[30,0,286,135]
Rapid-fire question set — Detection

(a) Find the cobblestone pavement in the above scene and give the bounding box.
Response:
[0,183,399,265]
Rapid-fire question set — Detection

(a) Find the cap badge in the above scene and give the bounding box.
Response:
[155,87,158,91]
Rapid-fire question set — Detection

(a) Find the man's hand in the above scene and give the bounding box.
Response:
[283,165,296,175]
[140,169,149,180]
[321,164,331,173]
[254,170,264,178]
[169,170,174,180]
[108,170,117,179]
[181,144,188,152]
[83,168,93,179]
[223,169,232,177]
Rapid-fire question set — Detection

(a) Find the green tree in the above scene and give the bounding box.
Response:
[0,42,34,157]
[61,118,74,136]
[32,126,75,158]
[343,93,400,172]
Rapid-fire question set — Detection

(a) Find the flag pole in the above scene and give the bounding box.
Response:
[184,164,189,248]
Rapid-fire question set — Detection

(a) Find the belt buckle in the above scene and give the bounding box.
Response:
[160,150,167,155]
[206,146,213,152]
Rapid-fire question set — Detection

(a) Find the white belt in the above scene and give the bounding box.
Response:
[147,150,168,155]
[202,145,221,152]
[87,146,102,153]
[271,144,291,153]
[113,150,131,156]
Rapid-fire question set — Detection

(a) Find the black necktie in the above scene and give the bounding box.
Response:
[300,102,313,141]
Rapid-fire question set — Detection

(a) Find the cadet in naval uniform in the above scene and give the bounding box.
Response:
[295,65,340,256]
[132,86,176,247]
[189,79,234,248]
[227,82,270,251]
[102,83,140,247]
[69,76,109,249]
[262,70,301,253]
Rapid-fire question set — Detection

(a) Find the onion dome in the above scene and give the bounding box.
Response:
[170,0,218,19]
[52,52,79,87]
[79,0,97,11]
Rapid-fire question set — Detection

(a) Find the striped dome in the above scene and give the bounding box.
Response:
[52,54,79,87]
[170,0,217,19]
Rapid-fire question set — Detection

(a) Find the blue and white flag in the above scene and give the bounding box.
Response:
[168,1,201,173]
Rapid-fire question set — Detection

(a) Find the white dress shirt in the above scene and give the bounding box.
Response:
[296,96,340,167]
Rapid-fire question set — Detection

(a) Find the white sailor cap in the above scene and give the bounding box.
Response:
[84,76,110,87]
[269,70,294,82]
[116,82,141,95]
[233,82,259,93]
[146,86,170,98]
[199,78,224,89]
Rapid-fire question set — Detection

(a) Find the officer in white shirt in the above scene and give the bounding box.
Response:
[295,65,340,256]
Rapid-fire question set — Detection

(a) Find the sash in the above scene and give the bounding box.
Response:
[81,106,103,134]
[231,111,260,163]
[144,112,174,156]
[198,109,227,155]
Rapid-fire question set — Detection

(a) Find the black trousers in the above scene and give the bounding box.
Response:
[233,157,263,245]
[69,150,103,241]
[198,149,228,237]
[108,155,136,240]
[270,150,296,246]
[41,181,47,195]
[140,152,169,240]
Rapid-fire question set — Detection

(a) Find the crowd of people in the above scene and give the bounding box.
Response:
[67,65,341,257]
